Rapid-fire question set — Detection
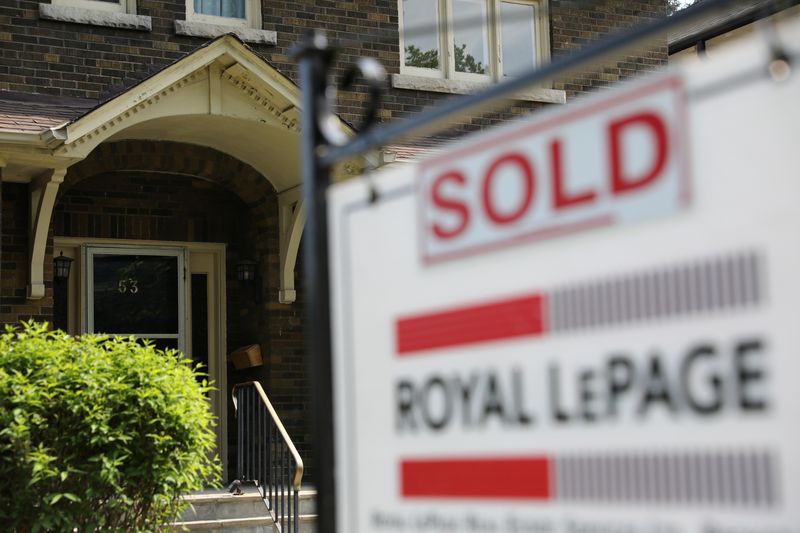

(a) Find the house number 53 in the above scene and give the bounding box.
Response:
[118,278,139,294]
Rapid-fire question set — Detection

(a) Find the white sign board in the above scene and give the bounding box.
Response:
[329,19,800,533]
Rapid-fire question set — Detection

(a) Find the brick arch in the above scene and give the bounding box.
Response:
[61,140,277,214]
[56,139,286,308]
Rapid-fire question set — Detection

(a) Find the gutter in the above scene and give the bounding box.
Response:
[669,0,800,54]
[0,124,68,150]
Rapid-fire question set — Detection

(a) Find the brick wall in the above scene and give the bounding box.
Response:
[550,1,668,96]
[2,1,667,126]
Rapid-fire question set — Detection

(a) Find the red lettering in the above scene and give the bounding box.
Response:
[431,171,470,240]
[608,111,669,195]
[550,139,596,210]
[482,153,535,225]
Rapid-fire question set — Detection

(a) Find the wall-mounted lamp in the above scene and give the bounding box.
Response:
[237,259,257,282]
[54,251,74,280]
[236,259,261,304]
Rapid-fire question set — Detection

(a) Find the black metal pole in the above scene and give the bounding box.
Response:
[293,30,337,533]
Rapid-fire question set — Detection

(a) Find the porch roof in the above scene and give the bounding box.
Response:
[0,33,362,190]
[0,91,96,135]
[0,33,364,304]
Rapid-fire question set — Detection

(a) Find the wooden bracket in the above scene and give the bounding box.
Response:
[28,168,66,299]
[277,187,306,304]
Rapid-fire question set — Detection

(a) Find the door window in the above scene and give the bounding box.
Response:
[86,247,186,352]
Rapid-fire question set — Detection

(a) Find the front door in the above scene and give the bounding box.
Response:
[83,243,228,479]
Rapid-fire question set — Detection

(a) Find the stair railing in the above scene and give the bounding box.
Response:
[232,381,304,533]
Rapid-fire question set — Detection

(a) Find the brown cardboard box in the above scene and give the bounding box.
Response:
[228,344,263,370]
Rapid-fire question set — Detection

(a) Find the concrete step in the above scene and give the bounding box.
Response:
[174,487,317,533]
[172,515,276,532]
[264,488,316,516]
[173,514,317,533]
[266,514,317,533]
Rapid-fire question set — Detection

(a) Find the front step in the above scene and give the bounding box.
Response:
[174,487,317,532]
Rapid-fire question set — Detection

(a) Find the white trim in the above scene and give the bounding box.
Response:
[85,245,187,353]
[61,37,299,144]
[51,0,131,14]
[174,19,276,44]
[497,0,539,78]
[398,0,445,79]
[278,187,305,304]
[28,168,67,299]
[188,247,228,482]
[391,73,566,103]
[39,3,151,30]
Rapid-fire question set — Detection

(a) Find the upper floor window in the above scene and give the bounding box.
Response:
[399,0,549,81]
[187,0,260,28]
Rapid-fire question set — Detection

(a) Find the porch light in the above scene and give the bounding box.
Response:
[237,259,257,282]
[237,259,262,304]
[54,251,74,280]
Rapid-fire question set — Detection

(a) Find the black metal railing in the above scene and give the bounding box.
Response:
[232,381,304,533]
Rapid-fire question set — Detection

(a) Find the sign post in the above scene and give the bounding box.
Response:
[294,30,337,533]
[329,19,800,533]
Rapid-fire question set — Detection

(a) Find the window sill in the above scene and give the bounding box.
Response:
[174,20,276,45]
[38,4,151,31]
[391,73,566,104]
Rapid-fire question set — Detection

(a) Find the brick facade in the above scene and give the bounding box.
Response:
[0,0,667,482]
[1,1,666,126]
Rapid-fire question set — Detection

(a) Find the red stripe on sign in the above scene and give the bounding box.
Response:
[396,294,546,355]
[401,457,552,500]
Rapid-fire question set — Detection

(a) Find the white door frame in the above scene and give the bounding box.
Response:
[84,244,187,351]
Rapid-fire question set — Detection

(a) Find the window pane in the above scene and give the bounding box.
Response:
[93,254,179,335]
[501,2,537,77]
[195,0,218,16]
[403,0,441,70]
[453,0,490,75]
[221,0,244,18]
[194,0,245,18]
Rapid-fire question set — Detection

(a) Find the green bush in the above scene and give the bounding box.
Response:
[0,322,220,532]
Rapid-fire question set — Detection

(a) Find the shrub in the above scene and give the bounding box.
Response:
[0,322,220,532]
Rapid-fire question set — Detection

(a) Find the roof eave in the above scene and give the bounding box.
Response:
[668,0,800,54]
[0,127,67,149]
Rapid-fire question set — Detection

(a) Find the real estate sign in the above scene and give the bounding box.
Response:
[329,19,800,533]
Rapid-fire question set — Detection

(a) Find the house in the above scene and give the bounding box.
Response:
[0,0,667,482]
[669,0,800,59]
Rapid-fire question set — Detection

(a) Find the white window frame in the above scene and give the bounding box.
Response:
[186,0,261,29]
[85,245,188,354]
[398,0,549,83]
[497,0,549,78]
[398,0,446,79]
[51,0,137,14]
